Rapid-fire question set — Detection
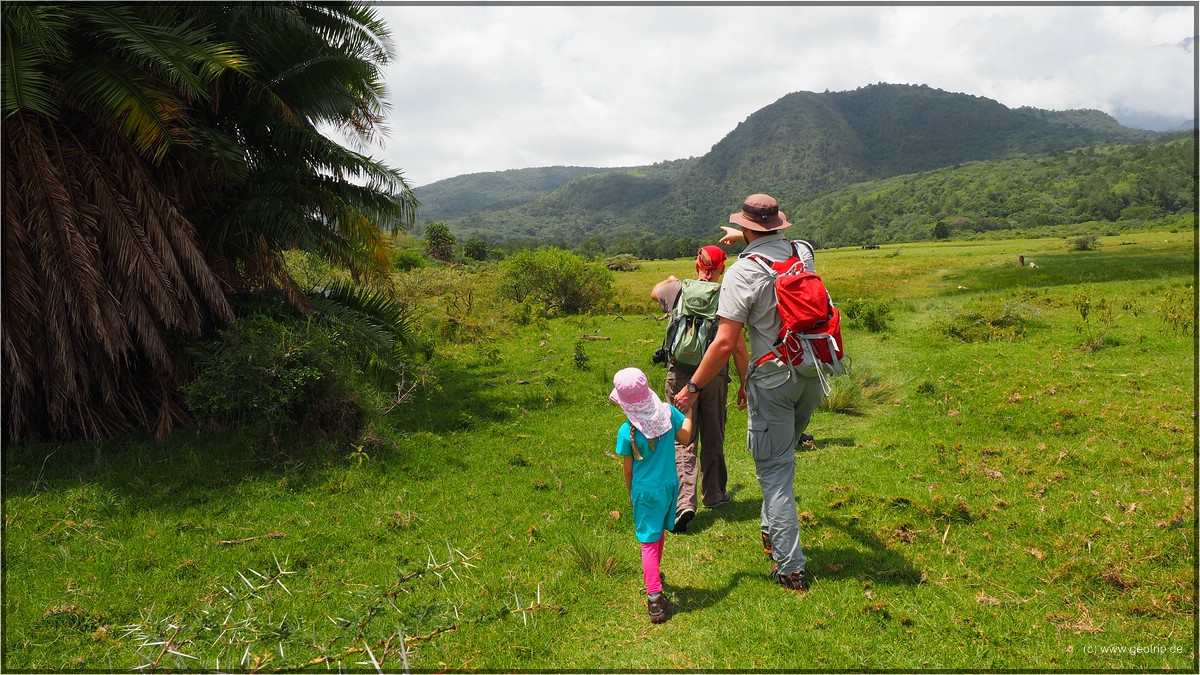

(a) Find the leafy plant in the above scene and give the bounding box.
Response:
[182,314,364,439]
[463,237,490,261]
[1068,234,1101,251]
[1159,285,1195,336]
[1072,287,1117,351]
[393,248,427,272]
[573,340,590,371]
[425,222,457,262]
[840,298,893,333]
[501,248,614,314]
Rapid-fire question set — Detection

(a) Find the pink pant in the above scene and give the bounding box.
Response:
[641,535,665,595]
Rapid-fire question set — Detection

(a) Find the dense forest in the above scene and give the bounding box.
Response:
[799,137,1196,248]
[413,84,1191,251]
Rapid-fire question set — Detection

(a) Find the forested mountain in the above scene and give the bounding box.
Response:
[415,83,1185,247]
[799,137,1196,248]
[412,166,617,225]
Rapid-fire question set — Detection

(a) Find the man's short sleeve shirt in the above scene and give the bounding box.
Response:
[716,234,798,364]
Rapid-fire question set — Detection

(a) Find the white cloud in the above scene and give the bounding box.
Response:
[373,4,1196,187]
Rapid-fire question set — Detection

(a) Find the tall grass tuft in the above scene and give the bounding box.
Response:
[821,363,893,414]
[563,530,626,577]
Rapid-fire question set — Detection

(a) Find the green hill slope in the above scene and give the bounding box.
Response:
[416,83,1177,245]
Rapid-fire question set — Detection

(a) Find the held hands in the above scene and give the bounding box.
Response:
[673,387,696,412]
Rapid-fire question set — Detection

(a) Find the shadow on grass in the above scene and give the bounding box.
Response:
[3,348,558,506]
[801,436,857,450]
[668,571,762,616]
[674,483,760,535]
[385,353,562,435]
[809,515,925,587]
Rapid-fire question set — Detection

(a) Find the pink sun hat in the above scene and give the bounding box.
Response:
[609,367,673,440]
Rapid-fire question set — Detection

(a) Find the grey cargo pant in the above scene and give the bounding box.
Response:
[745,367,824,576]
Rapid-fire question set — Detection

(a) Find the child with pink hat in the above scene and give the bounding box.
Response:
[609,367,694,623]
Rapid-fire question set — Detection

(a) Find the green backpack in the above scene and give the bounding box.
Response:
[666,279,721,367]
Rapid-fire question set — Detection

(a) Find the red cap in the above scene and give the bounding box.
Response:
[697,245,727,271]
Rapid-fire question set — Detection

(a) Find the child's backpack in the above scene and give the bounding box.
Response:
[743,240,849,393]
[663,278,721,368]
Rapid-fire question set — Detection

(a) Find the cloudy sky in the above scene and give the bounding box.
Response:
[368,3,1196,188]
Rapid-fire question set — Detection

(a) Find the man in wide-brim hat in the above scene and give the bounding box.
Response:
[673,193,821,594]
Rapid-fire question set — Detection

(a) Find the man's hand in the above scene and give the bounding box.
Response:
[736,385,748,410]
[673,387,697,412]
[719,226,745,247]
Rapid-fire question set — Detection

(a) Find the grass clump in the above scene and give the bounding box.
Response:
[935,299,1037,343]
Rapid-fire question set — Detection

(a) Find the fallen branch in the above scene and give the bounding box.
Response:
[579,335,610,341]
[217,532,285,546]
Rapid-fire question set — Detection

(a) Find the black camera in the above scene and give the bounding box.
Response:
[651,347,670,366]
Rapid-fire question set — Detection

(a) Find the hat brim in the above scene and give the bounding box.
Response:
[729,209,791,232]
[611,389,673,440]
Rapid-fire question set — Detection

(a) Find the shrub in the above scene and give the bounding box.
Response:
[1159,285,1195,336]
[605,254,640,271]
[840,298,893,333]
[501,248,614,314]
[425,222,456,262]
[183,314,365,438]
[463,237,490,261]
[1068,234,1100,251]
[936,301,1036,343]
[393,248,427,272]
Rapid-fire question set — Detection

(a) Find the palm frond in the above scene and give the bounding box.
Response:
[307,278,415,389]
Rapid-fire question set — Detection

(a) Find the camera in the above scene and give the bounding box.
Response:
[651,347,670,366]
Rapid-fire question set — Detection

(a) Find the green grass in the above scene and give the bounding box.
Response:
[3,231,1195,671]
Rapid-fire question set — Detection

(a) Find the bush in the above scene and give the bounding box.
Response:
[605,253,641,271]
[840,298,893,333]
[501,248,614,314]
[1068,234,1100,251]
[183,314,365,438]
[463,237,490,261]
[935,301,1036,343]
[393,248,427,272]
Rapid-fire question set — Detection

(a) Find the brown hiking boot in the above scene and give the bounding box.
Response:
[647,592,668,623]
[777,569,809,593]
[761,530,773,557]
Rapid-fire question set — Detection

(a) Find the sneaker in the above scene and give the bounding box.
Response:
[777,569,809,593]
[673,508,695,533]
[761,530,773,557]
[705,494,733,509]
[647,592,669,623]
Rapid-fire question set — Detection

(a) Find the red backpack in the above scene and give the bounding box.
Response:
[744,241,848,391]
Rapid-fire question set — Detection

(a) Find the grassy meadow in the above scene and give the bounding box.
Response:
[3,230,1196,672]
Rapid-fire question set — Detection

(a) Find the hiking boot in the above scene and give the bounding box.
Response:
[761,530,773,557]
[777,569,810,593]
[673,508,695,533]
[647,592,669,623]
[797,432,815,448]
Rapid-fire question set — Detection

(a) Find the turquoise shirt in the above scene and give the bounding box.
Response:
[615,406,684,543]
[614,405,685,490]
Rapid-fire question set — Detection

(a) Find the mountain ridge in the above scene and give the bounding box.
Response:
[413,83,1176,245]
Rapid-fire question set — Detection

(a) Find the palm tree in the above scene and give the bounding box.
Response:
[2,2,416,441]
